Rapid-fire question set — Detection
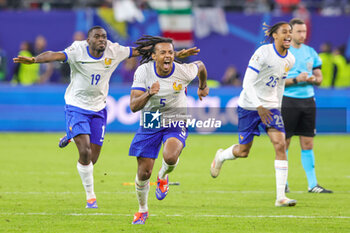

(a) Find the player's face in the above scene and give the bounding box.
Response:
[87,29,107,52]
[152,42,175,75]
[291,23,307,45]
[273,24,292,49]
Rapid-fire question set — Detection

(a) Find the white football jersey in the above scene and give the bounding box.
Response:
[238,43,295,109]
[131,61,198,125]
[64,40,131,111]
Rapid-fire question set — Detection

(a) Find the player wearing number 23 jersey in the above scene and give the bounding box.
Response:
[238,43,295,144]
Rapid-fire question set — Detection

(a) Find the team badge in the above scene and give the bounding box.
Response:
[104,58,112,66]
[284,64,290,73]
[173,82,182,91]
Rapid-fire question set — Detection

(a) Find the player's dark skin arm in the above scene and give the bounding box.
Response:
[130,81,160,113]
[194,60,209,101]
[13,51,66,64]
[130,47,200,59]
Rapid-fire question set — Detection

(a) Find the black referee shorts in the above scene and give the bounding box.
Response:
[281,96,316,139]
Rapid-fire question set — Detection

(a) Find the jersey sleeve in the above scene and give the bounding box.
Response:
[111,42,132,61]
[131,65,147,92]
[179,62,199,82]
[247,46,266,73]
[63,41,80,63]
[311,47,322,68]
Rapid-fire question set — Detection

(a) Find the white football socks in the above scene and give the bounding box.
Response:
[219,145,236,162]
[77,161,96,200]
[158,158,179,179]
[135,174,150,213]
[275,160,288,200]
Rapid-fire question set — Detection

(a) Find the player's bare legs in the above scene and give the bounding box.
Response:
[159,137,183,177]
[267,128,296,206]
[90,143,102,165]
[133,157,155,224]
[156,137,183,200]
[74,134,97,208]
[210,141,253,178]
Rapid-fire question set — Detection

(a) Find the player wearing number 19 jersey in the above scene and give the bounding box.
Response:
[210,22,297,207]
[14,26,132,208]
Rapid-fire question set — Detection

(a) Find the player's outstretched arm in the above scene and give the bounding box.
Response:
[13,51,66,64]
[175,47,200,59]
[194,61,209,101]
[130,47,199,59]
[130,81,160,112]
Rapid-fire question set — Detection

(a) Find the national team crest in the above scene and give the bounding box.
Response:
[284,64,290,73]
[173,82,182,91]
[104,58,112,66]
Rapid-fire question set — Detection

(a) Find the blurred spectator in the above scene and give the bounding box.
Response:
[34,35,54,83]
[60,31,86,83]
[0,46,7,81]
[117,56,138,83]
[275,0,300,13]
[12,41,39,85]
[73,31,86,41]
[319,42,334,88]
[332,45,350,87]
[220,65,241,86]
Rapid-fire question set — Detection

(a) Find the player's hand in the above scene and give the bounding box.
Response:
[175,47,200,59]
[13,56,36,64]
[257,106,273,125]
[296,72,308,82]
[149,81,160,96]
[197,86,209,101]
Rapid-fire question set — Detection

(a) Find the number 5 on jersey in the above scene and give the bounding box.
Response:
[91,74,101,85]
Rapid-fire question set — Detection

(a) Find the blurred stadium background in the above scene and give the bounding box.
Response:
[0,0,349,133]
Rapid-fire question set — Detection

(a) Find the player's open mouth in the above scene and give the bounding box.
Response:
[163,61,171,70]
[283,38,291,46]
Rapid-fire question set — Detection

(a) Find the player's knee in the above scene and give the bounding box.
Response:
[163,151,180,165]
[236,147,250,158]
[79,146,92,157]
[273,140,286,153]
[138,169,152,180]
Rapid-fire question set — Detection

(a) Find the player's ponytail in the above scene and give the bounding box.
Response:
[262,21,292,43]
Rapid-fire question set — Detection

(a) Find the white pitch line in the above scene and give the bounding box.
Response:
[0,212,349,219]
[1,190,350,195]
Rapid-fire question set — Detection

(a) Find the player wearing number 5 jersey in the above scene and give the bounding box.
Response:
[128,36,209,224]
[13,26,199,209]
[210,22,297,207]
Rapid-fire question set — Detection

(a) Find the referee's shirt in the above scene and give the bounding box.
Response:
[283,44,322,99]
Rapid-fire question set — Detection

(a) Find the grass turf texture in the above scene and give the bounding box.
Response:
[0,133,349,232]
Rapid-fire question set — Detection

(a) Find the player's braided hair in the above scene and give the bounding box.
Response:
[135,35,175,64]
[262,21,292,43]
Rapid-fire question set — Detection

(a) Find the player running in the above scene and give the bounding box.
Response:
[210,22,297,207]
[13,26,198,209]
[128,35,209,224]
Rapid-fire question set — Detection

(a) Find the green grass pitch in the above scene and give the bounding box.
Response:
[0,133,349,232]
